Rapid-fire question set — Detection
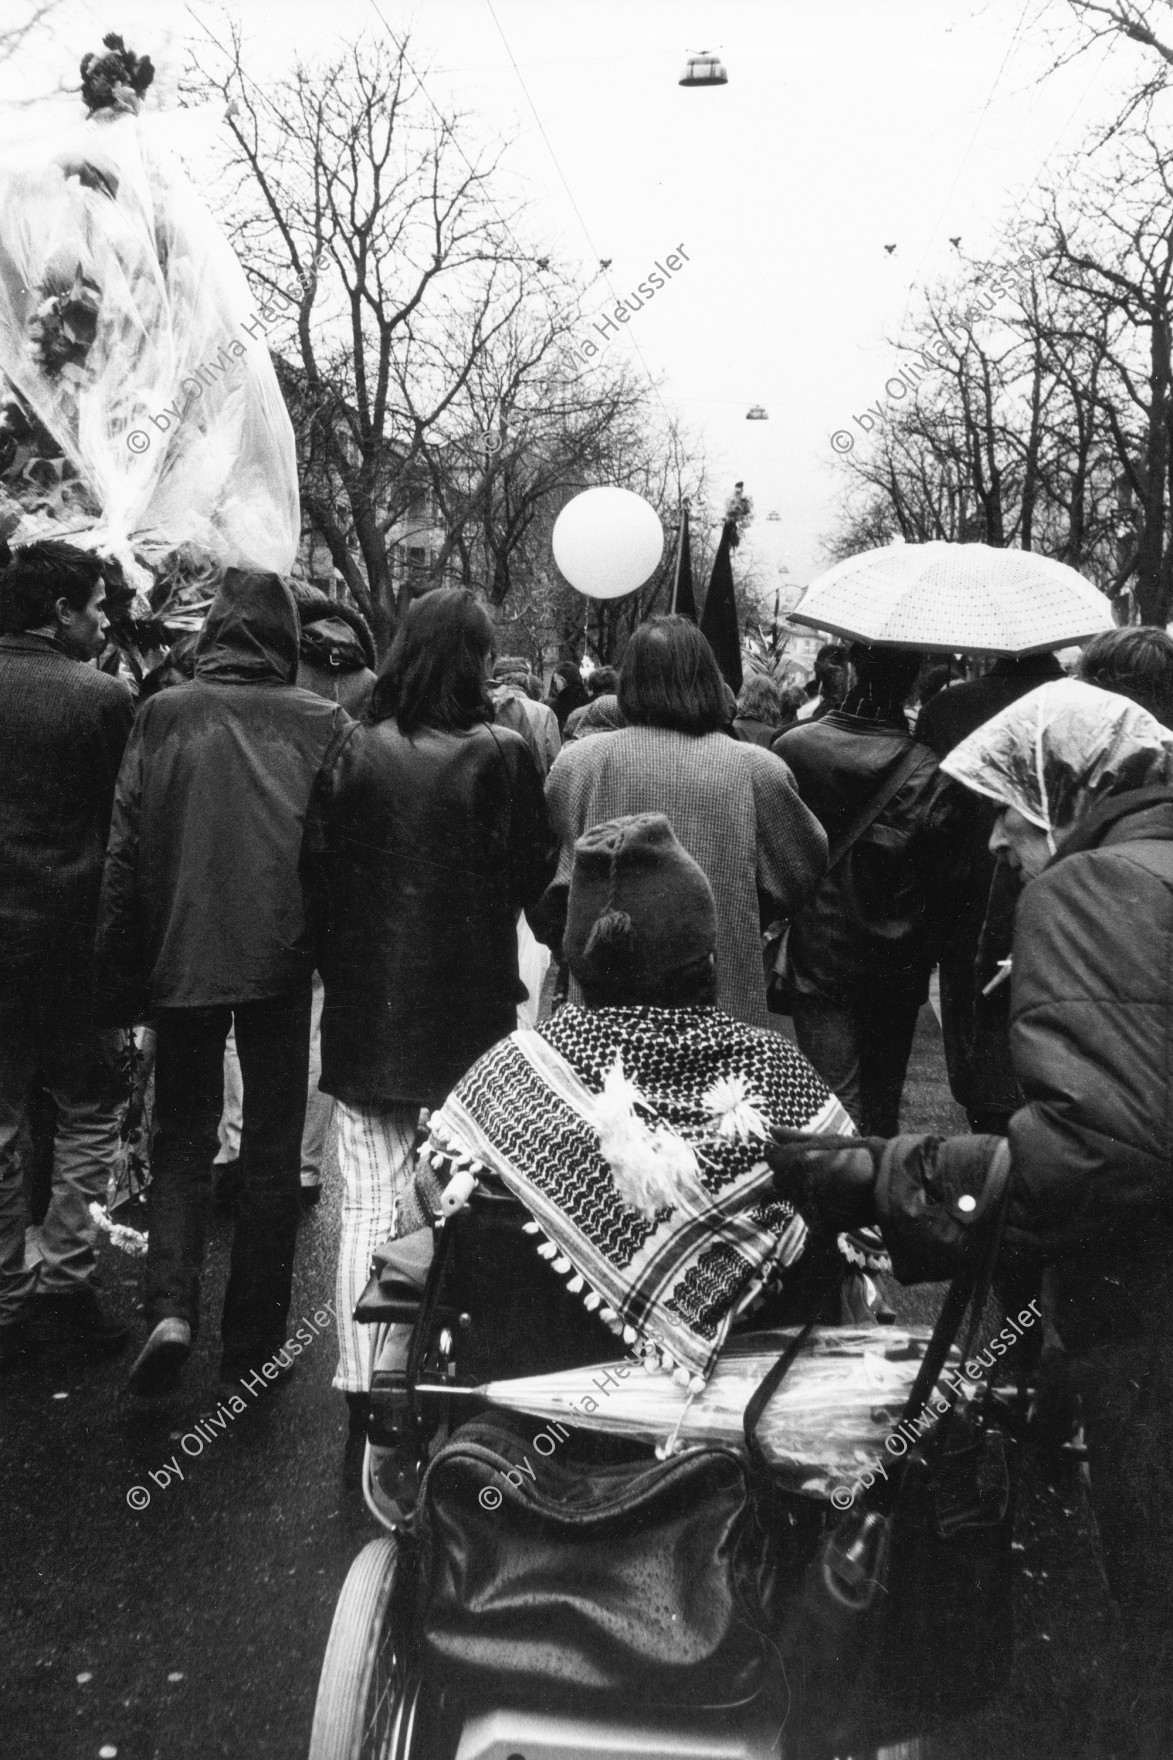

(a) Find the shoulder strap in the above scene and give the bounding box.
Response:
[743,1141,1012,1477]
[827,741,930,870]
[742,1265,844,1474]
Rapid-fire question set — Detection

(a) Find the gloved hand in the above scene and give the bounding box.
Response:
[764,1128,885,1231]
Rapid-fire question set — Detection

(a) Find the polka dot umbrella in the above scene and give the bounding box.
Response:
[789,540,1113,656]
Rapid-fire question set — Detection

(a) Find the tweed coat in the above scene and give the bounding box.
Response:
[545,725,827,1025]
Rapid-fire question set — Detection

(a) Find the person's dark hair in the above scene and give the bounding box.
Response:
[842,642,923,725]
[736,672,782,724]
[579,952,718,1011]
[813,642,849,685]
[0,539,104,635]
[1077,627,1173,731]
[138,632,200,701]
[587,665,618,699]
[370,587,495,734]
[917,662,952,706]
[618,615,728,735]
[778,682,806,722]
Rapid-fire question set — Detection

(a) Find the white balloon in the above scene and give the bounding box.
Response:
[552,487,664,600]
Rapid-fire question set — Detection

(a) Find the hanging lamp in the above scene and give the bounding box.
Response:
[679,50,728,87]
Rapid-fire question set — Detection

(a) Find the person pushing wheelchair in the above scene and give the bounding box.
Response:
[767,679,1173,1760]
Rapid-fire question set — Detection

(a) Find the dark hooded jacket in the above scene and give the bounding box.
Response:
[295,591,378,718]
[97,569,351,1015]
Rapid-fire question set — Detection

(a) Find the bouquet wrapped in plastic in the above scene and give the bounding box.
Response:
[0,33,299,609]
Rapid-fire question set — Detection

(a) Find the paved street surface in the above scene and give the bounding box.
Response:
[1,1007,1131,1759]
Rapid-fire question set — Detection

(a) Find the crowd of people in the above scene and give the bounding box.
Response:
[8,533,1173,1750]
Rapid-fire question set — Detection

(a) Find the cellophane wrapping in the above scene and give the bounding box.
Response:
[0,94,299,592]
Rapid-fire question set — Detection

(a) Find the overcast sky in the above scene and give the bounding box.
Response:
[0,0,1148,595]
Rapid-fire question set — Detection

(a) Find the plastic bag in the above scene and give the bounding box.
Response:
[0,90,299,588]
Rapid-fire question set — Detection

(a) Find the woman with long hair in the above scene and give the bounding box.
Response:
[303,587,556,1429]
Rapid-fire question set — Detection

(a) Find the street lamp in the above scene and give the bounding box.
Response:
[679,50,728,87]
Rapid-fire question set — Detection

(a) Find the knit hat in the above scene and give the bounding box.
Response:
[564,813,716,991]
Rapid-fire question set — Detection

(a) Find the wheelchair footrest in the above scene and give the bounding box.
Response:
[354,1272,428,1324]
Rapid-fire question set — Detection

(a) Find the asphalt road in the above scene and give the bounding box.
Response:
[2,1175,365,1760]
[0,1008,1137,1760]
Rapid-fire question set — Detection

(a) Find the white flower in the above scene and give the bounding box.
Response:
[702,1074,770,1143]
[594,1056,705,1221]
[88,1201,147,1257]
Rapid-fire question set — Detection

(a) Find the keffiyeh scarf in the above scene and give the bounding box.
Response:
[416,1005,853,1384]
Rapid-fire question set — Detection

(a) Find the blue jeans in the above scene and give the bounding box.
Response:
[791,993,920,1137]
[0,961,123,1326]
[146,988,311,1363]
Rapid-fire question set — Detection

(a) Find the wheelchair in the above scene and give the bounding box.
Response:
[308,1178,938,1760]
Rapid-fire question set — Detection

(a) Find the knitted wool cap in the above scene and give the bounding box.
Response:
[564,813,717,990]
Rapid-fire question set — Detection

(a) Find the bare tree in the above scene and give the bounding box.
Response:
[191,26,580,642]
[0,0,62,70]
[824,251,1124,603]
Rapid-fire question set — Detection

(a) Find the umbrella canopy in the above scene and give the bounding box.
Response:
[789,541,1113,656]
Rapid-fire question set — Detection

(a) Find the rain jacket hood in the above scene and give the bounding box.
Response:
[941,677,1173,852]
[194,568,300,687]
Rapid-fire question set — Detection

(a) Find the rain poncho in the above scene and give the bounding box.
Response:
[941,677,1173,854]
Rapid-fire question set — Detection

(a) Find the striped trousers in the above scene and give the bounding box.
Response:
[332,1100,420,1393]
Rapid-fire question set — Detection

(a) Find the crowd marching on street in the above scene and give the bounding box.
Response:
[14,14,1173,1760]
[9,528,1173,1750]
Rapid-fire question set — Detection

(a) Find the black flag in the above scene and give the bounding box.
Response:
[669,502,697,621]
[700,519,742,692]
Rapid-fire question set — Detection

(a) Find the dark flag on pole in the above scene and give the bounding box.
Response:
[700,519,743,692]
[669,501,697,622]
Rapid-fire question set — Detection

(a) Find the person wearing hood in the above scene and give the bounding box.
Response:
[293,583,378,719]
[768,679,1173,1756]
[98,569,352,1396]
[916,651,1066,1135]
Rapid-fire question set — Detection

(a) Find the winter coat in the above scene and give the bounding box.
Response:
[487,684,561,779]
[304,718,557,1108]
[915,653,1063,759]
[998,789,1173,1258]
[545,726,827,1026]
[871,790,1173,1274]
[547,671,589,732]
[865,787,1173,1749]
[0,632,133,979]
[731,714,778,749]
[563,694,624,742]
[774,709,964,1006]
[875,681,1173,1276]
[97,570,350,1017]
[915,657,1062,1120]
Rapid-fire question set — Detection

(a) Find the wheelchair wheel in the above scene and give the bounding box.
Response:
[308,1535,426,1760]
